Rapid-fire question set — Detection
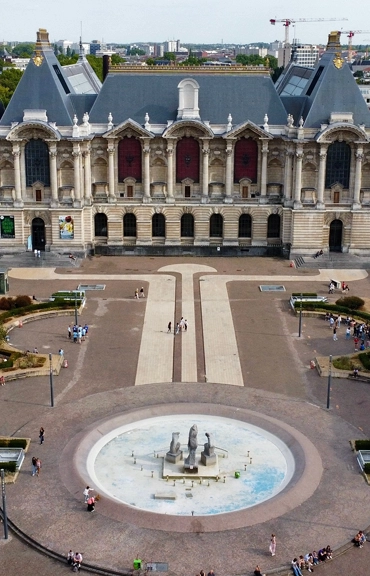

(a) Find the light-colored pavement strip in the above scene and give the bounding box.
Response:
[158,264,216,383]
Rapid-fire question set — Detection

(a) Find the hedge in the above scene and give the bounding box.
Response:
[293,302,370,322]
[358,352,370,370]
[354,440,370,451]
[0,438,28,449]
[0,461,16,473]
[0,300,75,323]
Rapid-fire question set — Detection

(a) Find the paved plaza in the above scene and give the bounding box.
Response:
[1,256,370,576]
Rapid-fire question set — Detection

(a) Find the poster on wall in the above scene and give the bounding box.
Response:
[59,215,74,240]
[0,215,15,239]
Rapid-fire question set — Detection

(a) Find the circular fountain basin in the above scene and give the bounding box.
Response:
[87,414,295,516]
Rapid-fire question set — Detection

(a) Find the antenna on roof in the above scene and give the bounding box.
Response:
[79,21,84,61]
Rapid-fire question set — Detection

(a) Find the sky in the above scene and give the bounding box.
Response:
[1,0,369,46]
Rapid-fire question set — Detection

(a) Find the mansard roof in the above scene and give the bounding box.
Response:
[278,45,370,129]
[88,69,288,126]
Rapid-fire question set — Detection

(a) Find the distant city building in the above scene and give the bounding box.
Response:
[71,42,90,56]
[165,40,180,53]
[10,58,29,71]
[278,43,319,68]
[90,41,103,56]
[153,44,164,57]
[235,46,268,57]
[56,39,73,54]
[359,85,370,109]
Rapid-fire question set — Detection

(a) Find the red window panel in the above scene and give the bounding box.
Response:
[118,137,142,182]
[176,137,200,183]
[234,138,258,183]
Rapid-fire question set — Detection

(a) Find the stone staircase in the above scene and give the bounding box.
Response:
[0,252,80,269]
[294,253,370,270]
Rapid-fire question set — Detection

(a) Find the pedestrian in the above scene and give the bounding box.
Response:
[329,316,334,328]
[59,348,64,356]
[175,323,180,335]
[33,347,38,354]
[39,427,45,444]
[68,324,72,339]
[37,250,41,258]
[345,327,351,340]
[134,288,139,299]
[269,533,276,556]
[87,495,95,512]
[34,249,37,258]
[167,321,172,333]
[291,558,303,576]
[333,327,337,341]
[354,336,359,351]
[337,314,342,327]
[83,485,93,503]
[254,567,265,576]
[207,571,215,576]
[67,550,74,566]
[184,319,188,331]
[73,328,78,343]
[82,327,86,341]
[83,323,89,336]
[31,456,37,476]
[35,457,41,476]
[72,552,83,572]
[140,286,145,298]
[0,375,5,386]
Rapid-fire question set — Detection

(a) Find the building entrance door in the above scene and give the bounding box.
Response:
[329,219,343,252]
[31,217,46,251]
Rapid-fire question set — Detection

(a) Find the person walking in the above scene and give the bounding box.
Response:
[140,287,145,298]
[167,321,172,333]
[134,288,139,299]
[87,495,95,512]
[68,324,72,339]
[35,457,41,476]
[175,323,180,335]
[333,327,338,341]
[345,326,351,340]
[83,485,93,503]
[31,456,37,476]
[354,336,359,351]
[269,534,276,556]
[39,427,45,444]
[184,319,188,332]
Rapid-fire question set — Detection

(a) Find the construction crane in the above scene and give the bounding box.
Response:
[340,30,370,62]
[270,18,348,45]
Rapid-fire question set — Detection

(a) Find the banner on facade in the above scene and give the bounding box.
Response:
[0,215,15,239]
[59,215,74,239]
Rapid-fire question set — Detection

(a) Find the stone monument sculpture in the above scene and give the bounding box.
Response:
[166,432,183,463]
[201,432,217,466]
[184,424,198,472]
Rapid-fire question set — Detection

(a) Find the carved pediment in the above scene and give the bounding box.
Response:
[316,123,369,144]
[6,121,61,142]
[224,120,273,140]
[103,118,153,139]
[163,120,213,139]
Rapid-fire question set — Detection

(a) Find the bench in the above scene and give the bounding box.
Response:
[348,373,370,383]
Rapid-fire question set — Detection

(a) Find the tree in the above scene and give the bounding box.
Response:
[12,43,35,57]
[180,55,207,66]
[57,54,78,66]
[146,58,156,66]
[0,68,23,106]
[129,47,145,56]
[271,66,284,83]
[111,54,126,65]
[163,52,176,61]
[86,55,103,81]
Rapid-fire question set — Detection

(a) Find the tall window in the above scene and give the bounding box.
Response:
[239,214,252,238]
[210,214,223,238]
[176,137,200,183]
[267,214,280,239]
[181,213,194,237]
[152,213,165,237]
[25,140,50,187]
[123,213,136,237]
[94,213,107,237]
[118,137,142,182]
[234,138,258,183]
[325,141,351,189]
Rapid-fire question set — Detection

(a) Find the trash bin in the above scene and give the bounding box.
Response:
[133,559,142,570]
[0,268,9,294]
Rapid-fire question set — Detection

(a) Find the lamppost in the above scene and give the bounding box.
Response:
[298,292,303,337]
[1,468,9,539]
[327,354,332,409]
[74,292,78,325]
[49,353,54,408]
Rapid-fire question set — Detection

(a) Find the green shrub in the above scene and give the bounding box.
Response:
[294,301,370,322]
[14,295,32,308]
[0,300,75,322]
[333,356,355,371]
[355,440,370,451]
[0,297,11,310]
[358,352,370,370]
[0,438,28,449]
[0,461,16,473]
[336,296,365,310]
[0,358,13,369]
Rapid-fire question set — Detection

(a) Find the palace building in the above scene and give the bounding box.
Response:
[0,29,369,257]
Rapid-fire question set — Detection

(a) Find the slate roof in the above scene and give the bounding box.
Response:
[278,51,370,128]
[88,72,288,127]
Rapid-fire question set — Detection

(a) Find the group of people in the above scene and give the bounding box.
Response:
[354,530,366,547]
[328,281,349,294]
[68,323,89,343]
[134,287,145,299]
[324,313,370,348]
[83,485,99,512]
[197,569,215,576]
[31,456,42,476]
[291,546,332,575]
[168,317,188,334]
[67,550,83,572]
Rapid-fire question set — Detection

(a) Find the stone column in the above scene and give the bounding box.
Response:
[316,144,327,209]
[83,144,92,204]
[225,141,233,203]
[12,142,23,207]
[353,146,363,209]
[49,143,58,207]
[143,141,151,203]
[107,143,116,202]
[166,141,175,203]
[20,142,26,199]
[293,145,303,209]
[260,140,269,198]
[202,140,210,200]
[72,144,81,207]
[283,147,293,204]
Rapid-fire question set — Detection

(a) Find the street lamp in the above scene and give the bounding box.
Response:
[327,354,332,409]
[1,468,9,539]
[74,292,78,325]
[298,292,303,337]
[49,353,54,408]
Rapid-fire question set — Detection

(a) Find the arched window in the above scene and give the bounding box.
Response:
[152,213,165,237]
[234,138,258,183]
[176,137,200,183]
[325,141,351,189]
[118,137,142,182]
[95,213,107,237]
[267,214,280,239]
[181,213,194,237]
[210,214,223,238]
[25,140,50,186]
[238,214,252,238]
[123,213,136,237]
